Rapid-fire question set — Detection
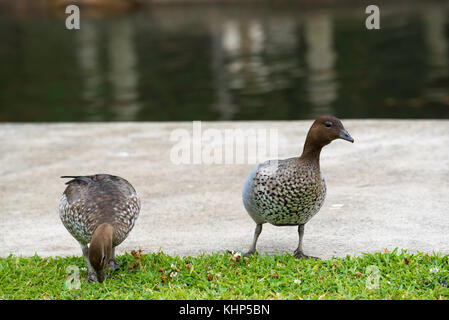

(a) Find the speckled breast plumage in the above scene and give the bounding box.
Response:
[242,157,326,226]
[59,174,141,247]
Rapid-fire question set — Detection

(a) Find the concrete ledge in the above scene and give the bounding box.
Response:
[1,120,448,258]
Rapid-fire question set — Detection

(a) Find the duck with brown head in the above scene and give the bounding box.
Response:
[242,116,354,259]
[59,174,140,282]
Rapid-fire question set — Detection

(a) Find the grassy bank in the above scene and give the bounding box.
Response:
[1,249,448,299]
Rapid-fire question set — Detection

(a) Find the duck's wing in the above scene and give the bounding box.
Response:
[60,175,97,204]
[253,157,297,179]
[242,158,296,221]
[243,158,294,193]
[59,176,99,244]
[61,174,138,200]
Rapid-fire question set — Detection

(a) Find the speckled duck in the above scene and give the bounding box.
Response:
[242,116,354,259]
[59,174,140,282]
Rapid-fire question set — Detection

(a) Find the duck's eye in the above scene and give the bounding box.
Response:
[325,121,332,128]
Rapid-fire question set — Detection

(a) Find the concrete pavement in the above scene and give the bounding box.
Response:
[1,120,448,259]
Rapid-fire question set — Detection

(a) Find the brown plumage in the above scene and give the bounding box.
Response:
[242,116,354,259]
[59,174,140,282]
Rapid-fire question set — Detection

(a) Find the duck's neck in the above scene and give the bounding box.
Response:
[89,223,114,265]
[299,137,323,165]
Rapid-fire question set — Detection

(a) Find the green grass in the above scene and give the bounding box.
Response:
[1,248,449,300]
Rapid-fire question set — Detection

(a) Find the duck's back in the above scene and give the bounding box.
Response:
[242,157,326,226]
[59,174,140,246]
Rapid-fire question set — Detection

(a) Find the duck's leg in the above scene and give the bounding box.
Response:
[108,247,120,271]
[293,224,318,260]
[244,223,263,257]
[81,244,98,282]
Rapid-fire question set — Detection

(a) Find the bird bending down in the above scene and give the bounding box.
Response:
[59,174,140,282]
[242,116,354,259]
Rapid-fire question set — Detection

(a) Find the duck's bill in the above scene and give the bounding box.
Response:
[340,129,354,143]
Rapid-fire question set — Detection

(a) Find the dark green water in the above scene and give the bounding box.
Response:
[0,3,448,121]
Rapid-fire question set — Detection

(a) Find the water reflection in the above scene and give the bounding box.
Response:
[0,3,448,122]
[211,21,235,120]
[107,18,140,121]
[77,19,140,121]
[222,20,271,92]
[77,20,102,119]
[423,7,448,104]
[265,18,300,90]
[304,14,337,118]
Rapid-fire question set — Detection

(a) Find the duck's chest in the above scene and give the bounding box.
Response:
[252,166,327,225]
[59,194,140,246]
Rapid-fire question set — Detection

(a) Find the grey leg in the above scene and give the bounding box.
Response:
[108,247,120,271]
[244,223,263,257]
[81,244,98,282]
[293,224,318,260]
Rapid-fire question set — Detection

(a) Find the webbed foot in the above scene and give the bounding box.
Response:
[243,250,255,257]
[294,250,318,260]
[108,259,120,271]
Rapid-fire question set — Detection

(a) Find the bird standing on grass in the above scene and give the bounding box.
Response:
[59,174,140,282]
[242,116,354,259]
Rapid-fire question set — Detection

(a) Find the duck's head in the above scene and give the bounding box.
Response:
[88,223,113,283]
[306,115,354,148]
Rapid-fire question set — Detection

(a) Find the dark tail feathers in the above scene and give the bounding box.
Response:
[61,175,92,185]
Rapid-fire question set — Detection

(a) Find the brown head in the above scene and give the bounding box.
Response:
[88,223,114,283]
[301,115,354,161]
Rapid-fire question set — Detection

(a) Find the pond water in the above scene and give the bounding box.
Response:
[0,3,448,121]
